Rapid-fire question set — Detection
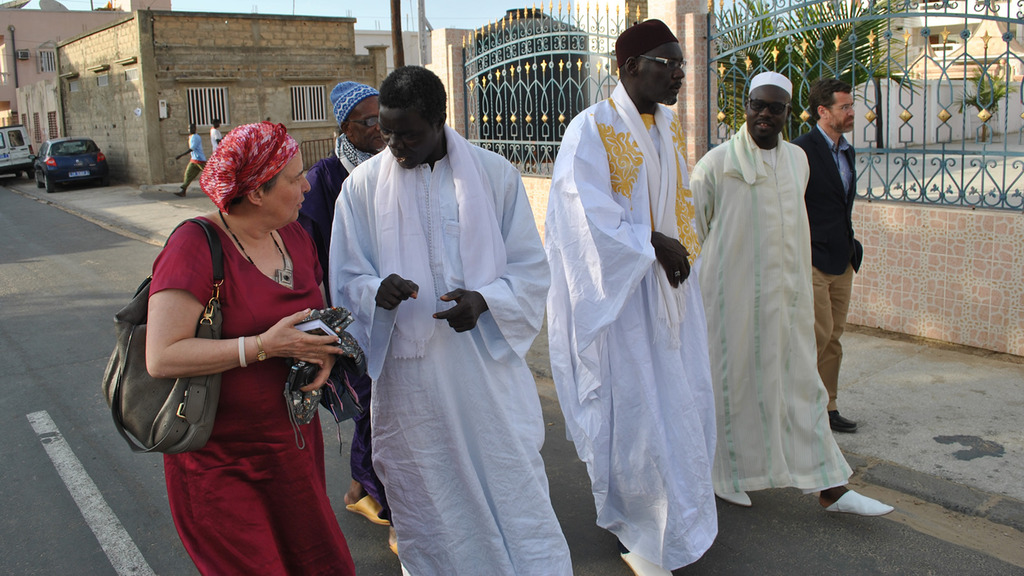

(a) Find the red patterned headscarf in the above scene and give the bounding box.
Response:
[200,121,299,213]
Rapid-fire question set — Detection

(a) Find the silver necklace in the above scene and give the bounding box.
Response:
[219,212,293,289]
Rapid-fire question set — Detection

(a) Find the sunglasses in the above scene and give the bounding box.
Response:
[747,99,789,115]
[348,116,379,127]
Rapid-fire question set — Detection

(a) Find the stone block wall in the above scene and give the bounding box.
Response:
[59,11,380,184]
[58,15,146,184]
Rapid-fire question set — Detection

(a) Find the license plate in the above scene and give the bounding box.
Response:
[68,170,91,177]
[0,153,8,159]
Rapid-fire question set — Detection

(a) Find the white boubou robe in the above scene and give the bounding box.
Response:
[330,128,571,576]
[545,84,718,570]
[690,125,853,494]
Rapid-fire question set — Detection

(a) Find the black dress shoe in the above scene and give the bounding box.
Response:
[829,410,858,433]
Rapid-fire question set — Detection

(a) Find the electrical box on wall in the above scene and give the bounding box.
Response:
[158,100,168,119]
[15,50,29,60]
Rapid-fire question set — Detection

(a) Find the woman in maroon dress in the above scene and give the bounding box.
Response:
[146,122,356,575]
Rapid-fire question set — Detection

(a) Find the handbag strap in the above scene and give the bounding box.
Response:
[112,218,224,454]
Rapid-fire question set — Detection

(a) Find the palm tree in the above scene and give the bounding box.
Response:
[957,73,1018,142]
[711,0,909,141]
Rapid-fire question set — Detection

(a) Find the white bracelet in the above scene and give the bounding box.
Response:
[238,336,247,368]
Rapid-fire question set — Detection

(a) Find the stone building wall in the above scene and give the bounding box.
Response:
[59,11,380,184]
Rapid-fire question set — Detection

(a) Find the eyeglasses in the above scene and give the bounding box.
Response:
[829,103,855,112]
[348,116,379,127]
[747,99,789,115]
[638,54,686,70]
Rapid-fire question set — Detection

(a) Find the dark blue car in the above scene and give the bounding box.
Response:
[34,138,110,193]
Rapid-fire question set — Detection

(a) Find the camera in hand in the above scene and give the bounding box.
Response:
[295,307,367,378]
[286,360,320,393]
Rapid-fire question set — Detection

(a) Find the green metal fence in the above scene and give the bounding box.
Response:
[463,5,635,176]
[708,0,1024,210]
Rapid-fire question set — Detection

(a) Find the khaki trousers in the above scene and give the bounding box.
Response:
[812,264,854,412]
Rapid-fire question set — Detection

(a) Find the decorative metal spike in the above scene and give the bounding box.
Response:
[899,109,913,123]
[470,115,476,123]
[558,113,565,123]
[717,111,726,122]
[833,35,841,50]
[771,46,780,62]
[745,56,753,70]
[977,109,992,123]
[495,69,502,81]
[496,113,502,123]
[981,30,992,50]
[541,113,548,123]
[718,63,726,76]
[867,30,876,46]
[800,39,810,54]
[577,58,583,71]
[541,59,548,72]
[941,27,950,43]
[525,62,532,74]
[559,59,565,71]
[483,114,489,123]
[525,114,532,123]
[800,110,811,122]
[510,113,517,123]
[937,108,951,122]
[482,77,487,87]
[903,29,911,44]
[864,110,877,122]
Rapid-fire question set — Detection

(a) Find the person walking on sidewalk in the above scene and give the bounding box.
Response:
[545,19,717,576]
[691,71,893,517]
[175,123,206,197]
[330,66,572,575]
[792,78,862,434]
[210,119,223,156]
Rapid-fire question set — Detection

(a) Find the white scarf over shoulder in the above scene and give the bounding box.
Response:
[375,125,507,357]
[609,83,686,346]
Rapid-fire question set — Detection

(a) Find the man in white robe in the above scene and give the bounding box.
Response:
[691,71,892,517]
[545,20,717,576]
[330,66,572,575]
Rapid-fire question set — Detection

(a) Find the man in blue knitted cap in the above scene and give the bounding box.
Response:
[299,80,391,543]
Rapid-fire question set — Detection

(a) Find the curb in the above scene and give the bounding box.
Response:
[846,452,1024,533]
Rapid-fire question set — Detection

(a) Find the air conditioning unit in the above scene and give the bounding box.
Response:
[15,50,30,60]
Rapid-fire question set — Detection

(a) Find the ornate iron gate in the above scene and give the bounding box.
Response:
[708,0,1024,210]
[463,5,632,176]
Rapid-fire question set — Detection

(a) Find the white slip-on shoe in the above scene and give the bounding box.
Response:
[824,490,894,516]
[715,489,752,507]
[621,551,673,576]
[400,562,412,576]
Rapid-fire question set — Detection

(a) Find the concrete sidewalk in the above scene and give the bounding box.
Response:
[7,175,1023,534]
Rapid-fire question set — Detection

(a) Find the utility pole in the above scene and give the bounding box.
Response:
[390,0,405,68]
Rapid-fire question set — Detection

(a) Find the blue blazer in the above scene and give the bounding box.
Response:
[793,127,863,275]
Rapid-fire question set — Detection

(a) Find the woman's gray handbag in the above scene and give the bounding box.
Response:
[102,218,224,453]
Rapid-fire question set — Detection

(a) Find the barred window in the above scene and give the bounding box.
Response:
[290,85,326,122]
[187,87,229,126]
[69,80,80,92]
[32,112,42,142]
[47,111,58,139]
[124,67,139,82]
[97,74,109,87]
[38,50,57,74]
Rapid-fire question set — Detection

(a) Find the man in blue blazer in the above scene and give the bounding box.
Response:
[793,78,863,433]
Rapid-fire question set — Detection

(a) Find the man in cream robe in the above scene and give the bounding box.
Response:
[545,20,717,575]
[691,71,892,517]
[331,66,571,575]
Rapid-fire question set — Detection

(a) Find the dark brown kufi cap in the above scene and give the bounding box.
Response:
[615,19,679,69]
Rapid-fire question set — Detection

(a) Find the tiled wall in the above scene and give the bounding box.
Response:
[850,202,1024,356]
[523,175,1023,357]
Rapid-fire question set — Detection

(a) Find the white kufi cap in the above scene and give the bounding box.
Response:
[749,71,792,97]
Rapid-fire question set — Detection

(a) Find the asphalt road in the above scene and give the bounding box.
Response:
[1,184,1021,575]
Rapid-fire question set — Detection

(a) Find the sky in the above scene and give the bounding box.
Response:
[21,0,522,31]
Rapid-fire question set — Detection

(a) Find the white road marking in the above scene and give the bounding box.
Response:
[27,411,157,576]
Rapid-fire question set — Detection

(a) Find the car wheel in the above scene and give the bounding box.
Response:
[35,169,44,189]
[44,173,55,193]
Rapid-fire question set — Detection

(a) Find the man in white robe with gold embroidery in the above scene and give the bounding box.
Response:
[331,66,572,575]
[545,20,717,576]
[691,71,893,517]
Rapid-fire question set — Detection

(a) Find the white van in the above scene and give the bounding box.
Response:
[0,125,34,178]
